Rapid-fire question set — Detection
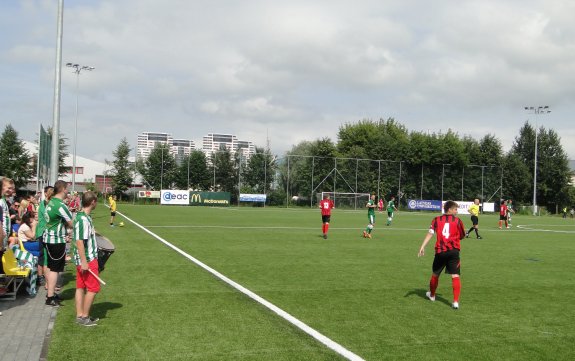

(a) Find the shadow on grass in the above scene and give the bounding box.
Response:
[404,288,451,307]
[92,302,123,319]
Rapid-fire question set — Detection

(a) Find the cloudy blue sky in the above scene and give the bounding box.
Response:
[1,0,574,162]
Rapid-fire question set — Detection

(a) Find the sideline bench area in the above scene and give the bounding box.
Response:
[1,248,31,301]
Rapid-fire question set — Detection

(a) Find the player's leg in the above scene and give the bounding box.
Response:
[446,250,461,309]
[367,215,374,238]
[386,211,392,226]
[429,254,446,300]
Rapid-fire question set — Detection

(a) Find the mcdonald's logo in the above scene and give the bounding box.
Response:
[190,193,202,203]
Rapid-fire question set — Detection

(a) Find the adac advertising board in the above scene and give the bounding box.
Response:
[160,190,189,205]
[189,192,231,206]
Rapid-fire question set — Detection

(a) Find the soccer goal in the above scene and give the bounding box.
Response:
[318,192,371,210]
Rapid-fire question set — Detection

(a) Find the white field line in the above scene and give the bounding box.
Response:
[515,224,575,234]
[144,224,425,232]
[116,211,366,361]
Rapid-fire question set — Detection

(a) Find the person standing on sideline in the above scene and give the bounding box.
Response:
[499,200,509,229]
[108,195,117,226]
[378,198,384,212]
[74,191,100,326]
[35,186,54,287]
[506,199,514,226]
[44,180,74,306]
[319,194,335,239]
[562,207,568,219]
[466,198,482,239]
[363,194,377,238]
[1,178,16,274]
[386,196,398,226]
[418,200,466,310]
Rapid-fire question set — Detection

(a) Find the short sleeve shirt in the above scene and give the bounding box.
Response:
[367,200,376,216]
[73,211,98,265]
[44,197,73,244]
[387,200,395,212]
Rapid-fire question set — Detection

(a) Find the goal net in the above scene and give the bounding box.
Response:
[318,192,371,210]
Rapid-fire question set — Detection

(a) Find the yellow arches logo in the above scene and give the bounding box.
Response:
[190,193,202,203]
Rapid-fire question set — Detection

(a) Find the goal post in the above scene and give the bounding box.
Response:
[318,192,371,210]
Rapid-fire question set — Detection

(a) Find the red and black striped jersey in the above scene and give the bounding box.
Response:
[429,214,465,254]
[500,204,507,216]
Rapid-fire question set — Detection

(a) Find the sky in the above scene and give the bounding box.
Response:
[1,0,574,162]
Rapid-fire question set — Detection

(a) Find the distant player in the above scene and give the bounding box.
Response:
[506,199,514,226]
[363,194,377,238]
[498,200,508,229]
[418,200,466,310]
[378,198,384,212]
[319,194,334,239]
[386,196,398,226]
[466,198,482,239]
[108,195,117,226]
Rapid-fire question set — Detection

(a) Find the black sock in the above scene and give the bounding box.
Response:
[467,227,474,234]
[475,228,479,237]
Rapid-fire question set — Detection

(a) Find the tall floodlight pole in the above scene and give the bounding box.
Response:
[50,0,64,185]
[524,106,551,216]
[66,63,94,193]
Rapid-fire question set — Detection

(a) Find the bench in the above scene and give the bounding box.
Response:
[0,248,31,301]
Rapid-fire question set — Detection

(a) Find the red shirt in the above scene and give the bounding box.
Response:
[320,199,334,216]
[500,204,507,216]
[429,214,465,254]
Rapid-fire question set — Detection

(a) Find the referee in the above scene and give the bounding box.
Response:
[466,198,482,239]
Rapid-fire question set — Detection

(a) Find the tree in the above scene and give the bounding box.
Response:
[46,126,70,177]
[0,124,33,188]
[138,143,177,190]
[242,147,277,194]
[510,122,572,211]
[211,147,236,194]
[175,150,211,190]
[110,138,133,199]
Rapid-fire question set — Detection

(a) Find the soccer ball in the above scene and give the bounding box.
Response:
[119,222,124,227]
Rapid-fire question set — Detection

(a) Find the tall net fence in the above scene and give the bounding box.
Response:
[282,155,502,208]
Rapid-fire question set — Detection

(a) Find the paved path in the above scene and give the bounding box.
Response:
[0,284,56,361]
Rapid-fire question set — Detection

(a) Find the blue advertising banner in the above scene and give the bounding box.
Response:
[239,194,267,202]
[407,199,442,211]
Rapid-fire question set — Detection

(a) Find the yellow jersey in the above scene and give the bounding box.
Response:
[468,203,479,217]
[109,196,117,212]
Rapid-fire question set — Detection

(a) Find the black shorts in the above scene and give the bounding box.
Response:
[111,211,116,217]
[45,243,67,272]
[432,249,460,275]
[470,215,479,226]
[499,215,507,221]
[321,215,331,223]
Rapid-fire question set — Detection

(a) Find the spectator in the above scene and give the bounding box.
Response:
[35,186,54,288]
[44,180,74,307]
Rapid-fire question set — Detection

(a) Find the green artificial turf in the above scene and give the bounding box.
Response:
[48,205,575,360]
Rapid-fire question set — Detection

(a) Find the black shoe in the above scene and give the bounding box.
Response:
[465,233,469,238]
[45,297,61,307]
[477,236,482,239]
[323,234,327,239]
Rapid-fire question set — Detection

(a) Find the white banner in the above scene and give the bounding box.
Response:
[442,201,495,214]
[161,190,189,205]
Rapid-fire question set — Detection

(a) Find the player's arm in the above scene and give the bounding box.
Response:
[418,230,434,257]
[75,237,89,271]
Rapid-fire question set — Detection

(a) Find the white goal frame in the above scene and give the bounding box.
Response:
[319,192,371,210]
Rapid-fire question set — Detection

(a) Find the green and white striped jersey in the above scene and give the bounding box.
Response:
[73,211,98,265]
[1,196,10,247]
[44,197,73,244]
